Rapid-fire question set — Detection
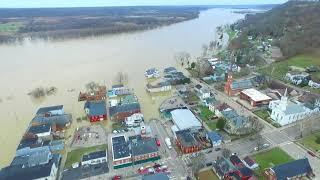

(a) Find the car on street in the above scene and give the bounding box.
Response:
[207,150,213,153]
[215,148,221,151]
[112,175,122,180]
[307,151,316,157]
[156,139,161,146]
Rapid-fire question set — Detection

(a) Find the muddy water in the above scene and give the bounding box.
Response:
[0,9,243,166]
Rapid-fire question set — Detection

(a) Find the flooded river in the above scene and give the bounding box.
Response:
[0,9,243,166]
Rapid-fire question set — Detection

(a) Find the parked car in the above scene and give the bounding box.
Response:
[112,175,122,180]
[156,139,161,147]
[215,148,221,151]
[308,151,316,157]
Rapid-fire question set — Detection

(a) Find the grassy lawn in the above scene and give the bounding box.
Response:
[196,169,219,180]
[199,106,217,130]
[0,22,25,33]
[253,147,294,179]
[65,145,107,168]
[254,109,281,128]
[259,54,320,93]
[297,131,320,152]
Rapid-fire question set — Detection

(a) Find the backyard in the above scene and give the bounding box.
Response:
[65,144,107,168]
[297,131,320,153]
[253,147,294,179]
[199,106,217,130]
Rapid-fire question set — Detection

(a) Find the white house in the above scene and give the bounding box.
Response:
[308,79,320,89]
[269,89,316,126]
[144,68,160,79]
[125,113,144,127]
[82,150,107,166]
[194,84,210,99]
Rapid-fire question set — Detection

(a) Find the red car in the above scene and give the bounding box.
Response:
[156,139,161,147]
[112,175,122,180]
[307,151,316,157]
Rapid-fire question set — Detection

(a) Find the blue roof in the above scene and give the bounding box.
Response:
[207,131,222,142]
[221,110,238,119]
[36,105,63,115]
[230,116,249,128]
[32,114,71,127]
[11,146,52,167]
[231,79,253,90]
[145,68,159,75]
[272,158,312,179]
[28,124,51,134]
[164,67,177,73]
[82,151,106,162]
[84,101,106,116]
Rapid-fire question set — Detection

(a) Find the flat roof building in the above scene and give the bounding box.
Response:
[170,109,202,131]
[240,88,272,107]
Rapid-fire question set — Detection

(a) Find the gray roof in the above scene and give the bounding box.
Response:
[17,137,43,150]
[229,116,250,128]
[32,114,71,127]
[129,136,158,156]
[109,103,141,117]
[11,146,52,167]
[283,103,306,115]
[175,129,199,147]
[171,109,202,130]
[84,101,106,116]
[82,151,106,162]
[231,79,253,90]
[112,136,130,160]
[221,110,238,119]
[27,124,51,134]
[36,105,63,115]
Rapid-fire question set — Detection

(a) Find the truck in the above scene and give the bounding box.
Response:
[165,138,172,149]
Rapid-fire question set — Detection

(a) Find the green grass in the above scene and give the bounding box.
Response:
[0,22,25,33]
[254,109,281,128]
[198,106,217,130]
[253,147,294,179]
[259,54,320,93]
[65,145,107,168]
[297,131,320,152]
[196,169,219,180]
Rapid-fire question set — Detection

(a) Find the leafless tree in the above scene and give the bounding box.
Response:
[222,148,231,158]
[85,81,99,91]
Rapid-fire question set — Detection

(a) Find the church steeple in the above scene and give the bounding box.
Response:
[280,88,288,110]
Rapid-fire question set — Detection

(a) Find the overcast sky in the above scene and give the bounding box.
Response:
[0,0,288,8]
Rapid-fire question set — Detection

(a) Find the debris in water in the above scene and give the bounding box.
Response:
[28,86,58,99]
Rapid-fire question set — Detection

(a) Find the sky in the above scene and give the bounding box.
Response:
[0,0,288,8]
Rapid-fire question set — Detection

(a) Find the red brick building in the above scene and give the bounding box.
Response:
[175,129,201,154]
[240,88,272,107]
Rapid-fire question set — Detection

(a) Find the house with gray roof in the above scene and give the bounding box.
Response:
[221,109,252,135]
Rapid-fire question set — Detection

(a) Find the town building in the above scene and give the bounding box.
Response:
[111,135,131,169]
[194,84,211,99]
[164,67,177,74]
[146,80,171,93]
[12,146,52,167]
[206,131,222,146]
[107,85,132,98]
[230,155,244,168]
[213,156,237,179]
[36,105,64,116]
[222,109,252,135]
[212,103,231,117]
[82,151,107,166]
[145,68,160,79]
[308,78,320,89]
[125,113,144,127]
[285,71,310,85]
[31,114,72,131]
[170,109,202,131]
[224,73,253,96]
[264,158,314,180]
[0,153,61,180]
[240,88,272,107]
[84,101,107,122]
[269,89,318,126]
[243,156,259,169]
[175,129,201,154]
[78,85,106,101]
[224,167,255,180]
[26,124,52,139]
[109,103,141,121]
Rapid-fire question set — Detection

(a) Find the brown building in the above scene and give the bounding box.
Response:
[224,73,253,96]
[240,88,272,107]
[175,129,201,154]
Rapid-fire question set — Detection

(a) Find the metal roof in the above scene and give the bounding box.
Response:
[170,109,202,130]
[111,136,130,160]
[207,131,222,142]
[271,158,312,179]
[84,101,106,116]
[36,105,63,115]
[28,124,51,134]
[82,151,106,162]
[231,79,253,90]
[241,88,272,102]
[129,136,158,156]
[32,114,71,126]
[109,103,140,117]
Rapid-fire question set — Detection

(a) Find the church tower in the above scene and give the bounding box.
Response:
[279,88,288,111]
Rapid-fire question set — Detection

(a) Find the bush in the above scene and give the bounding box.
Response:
[216,118,226,130]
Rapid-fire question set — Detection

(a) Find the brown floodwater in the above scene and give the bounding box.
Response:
[0,9,243,167]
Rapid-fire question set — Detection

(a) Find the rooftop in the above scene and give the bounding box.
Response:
[111,136,130,160]
[11,147,52,167]
[17,137,43,150]
[36,105,63,115]
[84,101,106,116]
[129,135,159,156]
[231,79,253,90]
[271,158,312,179]
[82,151,106,162]
[27,124,51,135]
[241,88,272,102]
[32,114,71,127]
[171,109,202,131]
[207,131,222,142]
[243,156,257,167]
[109,103,141,117]
[176,129,199,147]
[121,95,138,104]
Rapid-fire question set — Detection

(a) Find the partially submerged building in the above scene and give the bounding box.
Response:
[84,101,107,122]
[82,150,107,166]
[36,105,64,116]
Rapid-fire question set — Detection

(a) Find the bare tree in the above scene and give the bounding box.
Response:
[222,148,231,158]
[85,81,99,91]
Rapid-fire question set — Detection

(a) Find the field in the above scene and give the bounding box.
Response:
[65,145,107,168]
[259,54,320,93]
[297,131,320,152]
[0,22,24,33]
[253,109,281,128]
[196,169,219,180]
[253,147,294,179]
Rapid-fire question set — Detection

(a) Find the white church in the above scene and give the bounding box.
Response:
[269,89,319,126]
